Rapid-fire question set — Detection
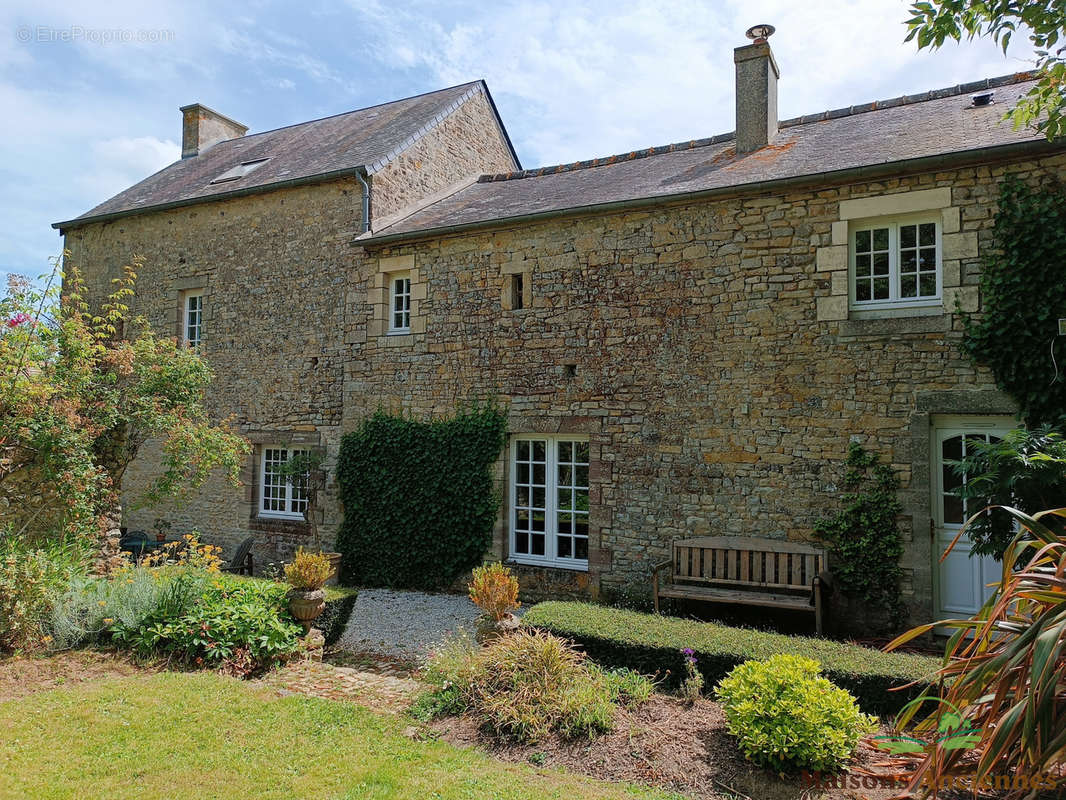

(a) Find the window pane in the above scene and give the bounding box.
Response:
[942,435,963,463]
[531,487,545,509]
[920,274,936,297]
[558,441,571,461]
[532,533,545,555]
[516,463,529,484]
[575,538,588,560]
[872,227,889,251]
[532,441,546,462]
[900,224,916,248]
[574,515,589,537]
[575,442,590,462]
[943,463,962,493]
[515,531,528,554]
[557,511,573,534]
[515,509,529,529]
[901,275,917,298]
[943,493,965,525]
[900,250,917,273]
[856,281,871,302]
[516,487,529,507]
[855,230,871,251]
[855,254,871,277]
[558,464,573,486]
[557,487,572,511]
[873,277,889,299]
[575,465,589,487]
[919,222,936,246]
[531,512,545,532]
[532,463,545,485]
[557,536,571,559]
[873,252,889,276]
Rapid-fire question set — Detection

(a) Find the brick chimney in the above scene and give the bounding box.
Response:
[734,24,779,153]
[180,103,248,158]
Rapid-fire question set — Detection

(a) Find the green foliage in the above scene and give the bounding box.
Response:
[318,586,359,647]
[905,1,1066,140]
[335,407,507,589]
[679,649,705,704]
[110,573,300,675]
[715,654,876,774]
[814,442,904,625]
[960,178,1066,425]
[888,508,1066,797]
[416,628,654,742]
[0,257,249,541]
[0,536,88,651]
[949,426,1066,559]
[523,601,939,715]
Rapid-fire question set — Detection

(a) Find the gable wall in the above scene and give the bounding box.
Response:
[370,89,517,221]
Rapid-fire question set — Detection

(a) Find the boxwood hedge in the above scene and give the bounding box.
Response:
[320,587,359,646]
[522,601,941,716]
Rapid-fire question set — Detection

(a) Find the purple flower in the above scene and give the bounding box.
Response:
[682,648,694,656]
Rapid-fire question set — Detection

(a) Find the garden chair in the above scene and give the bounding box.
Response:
[221,536,255,576]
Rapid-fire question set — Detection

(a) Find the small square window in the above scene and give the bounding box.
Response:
[389,273,411,333]
[259,446,309,519]
[850,216,941,310]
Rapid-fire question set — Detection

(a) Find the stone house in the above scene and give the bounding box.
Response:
[57,33,1066,628]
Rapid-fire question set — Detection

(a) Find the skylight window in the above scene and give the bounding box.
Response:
[210,158,269,184]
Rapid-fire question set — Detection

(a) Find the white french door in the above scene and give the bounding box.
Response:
[932,416,1012,620]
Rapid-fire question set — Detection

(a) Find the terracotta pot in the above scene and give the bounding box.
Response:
[288,588,326,631]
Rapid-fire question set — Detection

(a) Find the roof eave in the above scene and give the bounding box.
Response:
[53,165,370,232]
[359,138,1066,247]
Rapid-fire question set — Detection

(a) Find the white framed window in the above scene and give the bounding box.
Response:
[183,291,203,348]
[850,215,941,310]
[259,446,309,519]
[388,273,411,333]
[510,436,590,569]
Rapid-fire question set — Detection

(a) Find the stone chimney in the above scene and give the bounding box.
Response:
[734,24,779,153]
[180,103,248,158]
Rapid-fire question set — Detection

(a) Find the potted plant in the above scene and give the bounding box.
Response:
[284,548,332,631]
[280,451,342,581]
[469,562,522,643]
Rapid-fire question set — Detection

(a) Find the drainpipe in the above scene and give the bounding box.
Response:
[355,170,371,233]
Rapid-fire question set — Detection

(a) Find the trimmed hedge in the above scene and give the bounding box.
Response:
[320,587,359,646]
[523,602,941,716]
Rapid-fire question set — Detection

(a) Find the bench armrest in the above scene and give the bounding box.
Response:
[816,569,833,593]
[651,559,672,578]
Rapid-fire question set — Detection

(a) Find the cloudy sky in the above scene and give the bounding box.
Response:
[2,0,1039,281]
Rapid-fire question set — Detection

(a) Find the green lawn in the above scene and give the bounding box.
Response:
[0,672,674,800]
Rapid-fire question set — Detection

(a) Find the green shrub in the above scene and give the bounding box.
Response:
[715,655,876,773]
[0,537,87,652]
[335,408,506,589]
[111,575,301,675]
[319,586,358,646]
[416,629,653,742]
[522,602,939,715]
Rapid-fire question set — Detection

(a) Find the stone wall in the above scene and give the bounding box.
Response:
[370,88,518,222]
[63,178,364,563]
[347,153,1066,628]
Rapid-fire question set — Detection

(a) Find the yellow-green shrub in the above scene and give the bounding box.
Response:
[715,654,875,773]
[468,562,520,620]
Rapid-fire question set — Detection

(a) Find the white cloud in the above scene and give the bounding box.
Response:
[349,0,1040,167]
[75,136,180,203]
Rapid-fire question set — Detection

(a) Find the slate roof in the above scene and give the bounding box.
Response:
[367,73,1059,243]
[55,80,519,230]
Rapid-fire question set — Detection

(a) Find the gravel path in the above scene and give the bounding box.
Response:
[336,589,482,661]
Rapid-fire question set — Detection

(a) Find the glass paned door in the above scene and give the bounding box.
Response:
[933,417,1010,619]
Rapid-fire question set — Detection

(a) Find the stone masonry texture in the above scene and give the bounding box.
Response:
[64,96,1066,630]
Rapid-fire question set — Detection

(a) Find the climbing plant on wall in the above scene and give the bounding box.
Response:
[960,177,1066,426]
[814,442,905,626]
[334,407,507,590]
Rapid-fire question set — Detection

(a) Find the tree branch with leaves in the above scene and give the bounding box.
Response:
[906,0,1066,138]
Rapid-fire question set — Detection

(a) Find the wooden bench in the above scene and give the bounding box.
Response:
[652,536,830,634]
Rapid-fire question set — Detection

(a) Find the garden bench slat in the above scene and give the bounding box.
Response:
[652,536,829,634]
